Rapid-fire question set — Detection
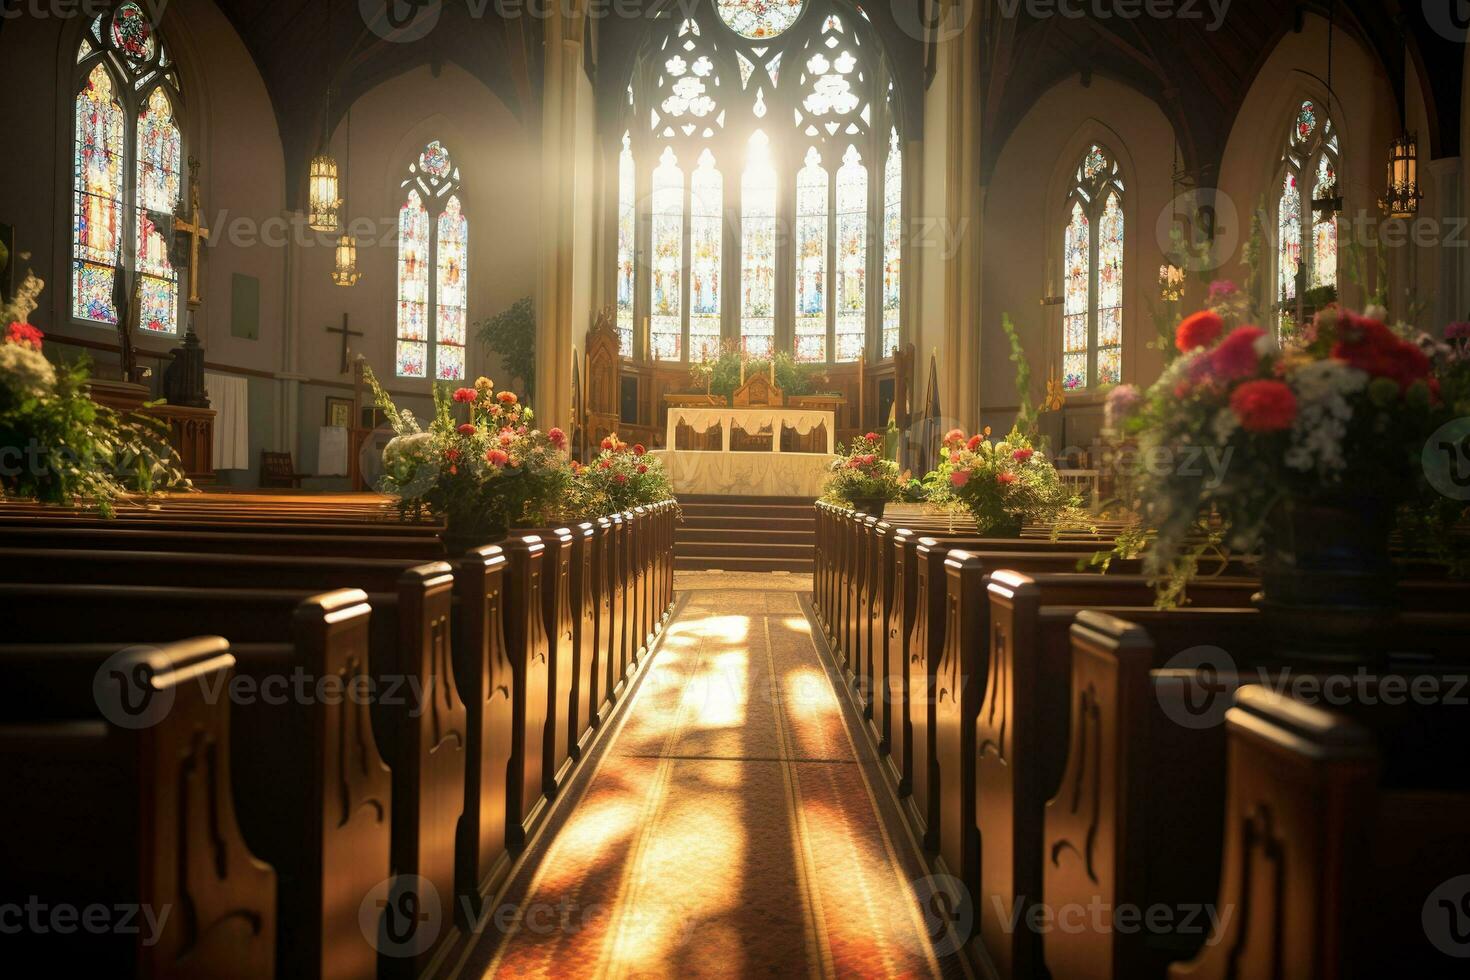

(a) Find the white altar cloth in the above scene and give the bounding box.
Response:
[652,449,835,497]
[665,406,836,454]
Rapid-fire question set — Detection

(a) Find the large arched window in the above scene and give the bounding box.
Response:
[1060,144,1124,391]
[617,0,903,364]
[396,140,469,380]
[1275,99,1339,336]
[73,3,183,334]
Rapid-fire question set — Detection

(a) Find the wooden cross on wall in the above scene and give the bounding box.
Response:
[327,314,364,374]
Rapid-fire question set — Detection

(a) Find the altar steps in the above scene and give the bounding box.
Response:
[674,495,816,574]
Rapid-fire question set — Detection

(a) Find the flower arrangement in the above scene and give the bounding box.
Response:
[820,432,904,514]
[923,425,1074,536]
[1108,295,1459,604]
[576,434,675,512]
[363,367,582,544]
[0,272,189,513]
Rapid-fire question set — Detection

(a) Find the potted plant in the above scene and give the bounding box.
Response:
[923,426,1073,537]
[1107,291,1464,661]
[575,433,677,514]
[821,432,903,518]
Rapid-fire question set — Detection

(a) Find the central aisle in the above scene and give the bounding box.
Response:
[465,576,950,978]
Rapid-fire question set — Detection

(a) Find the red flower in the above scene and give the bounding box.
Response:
[943,428,966,448]
[499,433,513,447]
[453,387,477,403]
[600,437,614,451]
[613,473,628,485]
[1332,312,1431,391]
[949,451,961,464]
[996,472,1018,485]
[444,448,461,462]
[636,464,648,474]
[1176,311,1225,352]
[6,322,43,350]
[497,391,518,405]
[1230,379,1297,433]
[486,449,509,466]
[456,423,476,436]
[950,470,970,488]
[1210,326,1267,381]
[1011,448,1034,463]
[600,459,613,469]
[548,427,567,449]
[966,435,983,451]
[633,444,646,457]
[865,432,879,442]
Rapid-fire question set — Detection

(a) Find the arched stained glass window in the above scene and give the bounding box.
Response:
[741,130,777,358]
[1059,144,1125,391]
[616,132,636,357]
[396,140,469,379]
[881,128,902,357]
[650,147,685,361]
[619,0,901,364]
[794,147,828,362]
[1276,99,1339,336]
[72,3,183,331]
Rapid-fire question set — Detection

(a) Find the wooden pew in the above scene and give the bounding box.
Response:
[499,535,551,851]
[0,525,442,559]
[0,637,278,977]
[521,526,576,799]
[1042,610,1470,980]
[0,576,462,978]
[1171,685,1470,979]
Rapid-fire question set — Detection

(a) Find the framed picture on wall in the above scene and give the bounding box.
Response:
[325,396,354,429]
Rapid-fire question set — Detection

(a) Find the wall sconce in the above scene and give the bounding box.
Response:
[1379,131,1422,219]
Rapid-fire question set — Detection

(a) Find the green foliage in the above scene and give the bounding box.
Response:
[577,434,676,514]
[923,426,1075,535]
[820,432,904,506]
[682,342,830,400]
[475,296,536,402]
[1002,315,1038,439]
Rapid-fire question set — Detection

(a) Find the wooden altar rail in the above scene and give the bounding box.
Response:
[810,501,1470,978]
[0,496,677,977]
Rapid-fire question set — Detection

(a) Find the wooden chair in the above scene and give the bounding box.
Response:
[259,450,310,488]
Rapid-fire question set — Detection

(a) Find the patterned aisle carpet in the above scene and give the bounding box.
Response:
[455,578,957,978]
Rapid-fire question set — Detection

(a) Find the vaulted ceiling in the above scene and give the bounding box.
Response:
[201,1,1460,206]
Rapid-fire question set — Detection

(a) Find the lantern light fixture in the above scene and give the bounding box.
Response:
[1379,131,1422,219]
[331,232,361,286]
[309,153,341,232]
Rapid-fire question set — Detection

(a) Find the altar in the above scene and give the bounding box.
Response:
[654,405,837,497]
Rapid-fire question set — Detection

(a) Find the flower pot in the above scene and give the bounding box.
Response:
[1257,493,1398,664]
[849,497,887,519]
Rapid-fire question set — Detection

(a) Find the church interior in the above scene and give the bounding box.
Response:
[3,0,1470,976]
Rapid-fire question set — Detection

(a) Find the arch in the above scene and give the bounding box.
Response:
[1267,93,1342,338]
[1056,140,1126,392]
[394,138,470,379]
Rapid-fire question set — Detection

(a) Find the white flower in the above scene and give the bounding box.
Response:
[0,342,56,398]
[1283,361,1367,476]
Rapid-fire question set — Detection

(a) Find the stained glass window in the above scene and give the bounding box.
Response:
[717,0,804,39]
[435,195,468,381]
[73,63,126,325]
[834,145,866,363]
[881,129,901,356]
[689,150,723,362]
[1062,203,1090,392]
[740,130,777,358]
[396,189,431,378]
[397,141,470,378]
[1060,143,1124,391]
[794,147,828,363]
[135,87,180,334]
[616,133,635,357]
[621,1,899,365]
[1276,99,1339,335]
[650,147,684,362]
[73,8,182,332]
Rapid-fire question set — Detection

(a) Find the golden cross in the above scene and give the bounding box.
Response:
[175,156,210,309]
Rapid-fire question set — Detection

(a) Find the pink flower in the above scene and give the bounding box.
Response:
[548,426,567,449]
[456,423,476,436]
[865,432,879,442]
[1012,448,1034,463]
[1230,379,1297,433]
[950,470,970,488]
[453,387,477,403]
[966,435,983,451]
[613,473,628,485]
[486,449,509,466]
[943,428,966,449]
[1105,384,1142,427]
[1210,326,1267,381]
[996,472,1018,485]
[1446,322,1470,340]
[1207,280,1240,302]
[497,391,518,405]
[949,451,962,464]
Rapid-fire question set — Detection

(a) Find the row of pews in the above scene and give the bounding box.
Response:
[0,495,679,978]
[812,502,1470,979]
